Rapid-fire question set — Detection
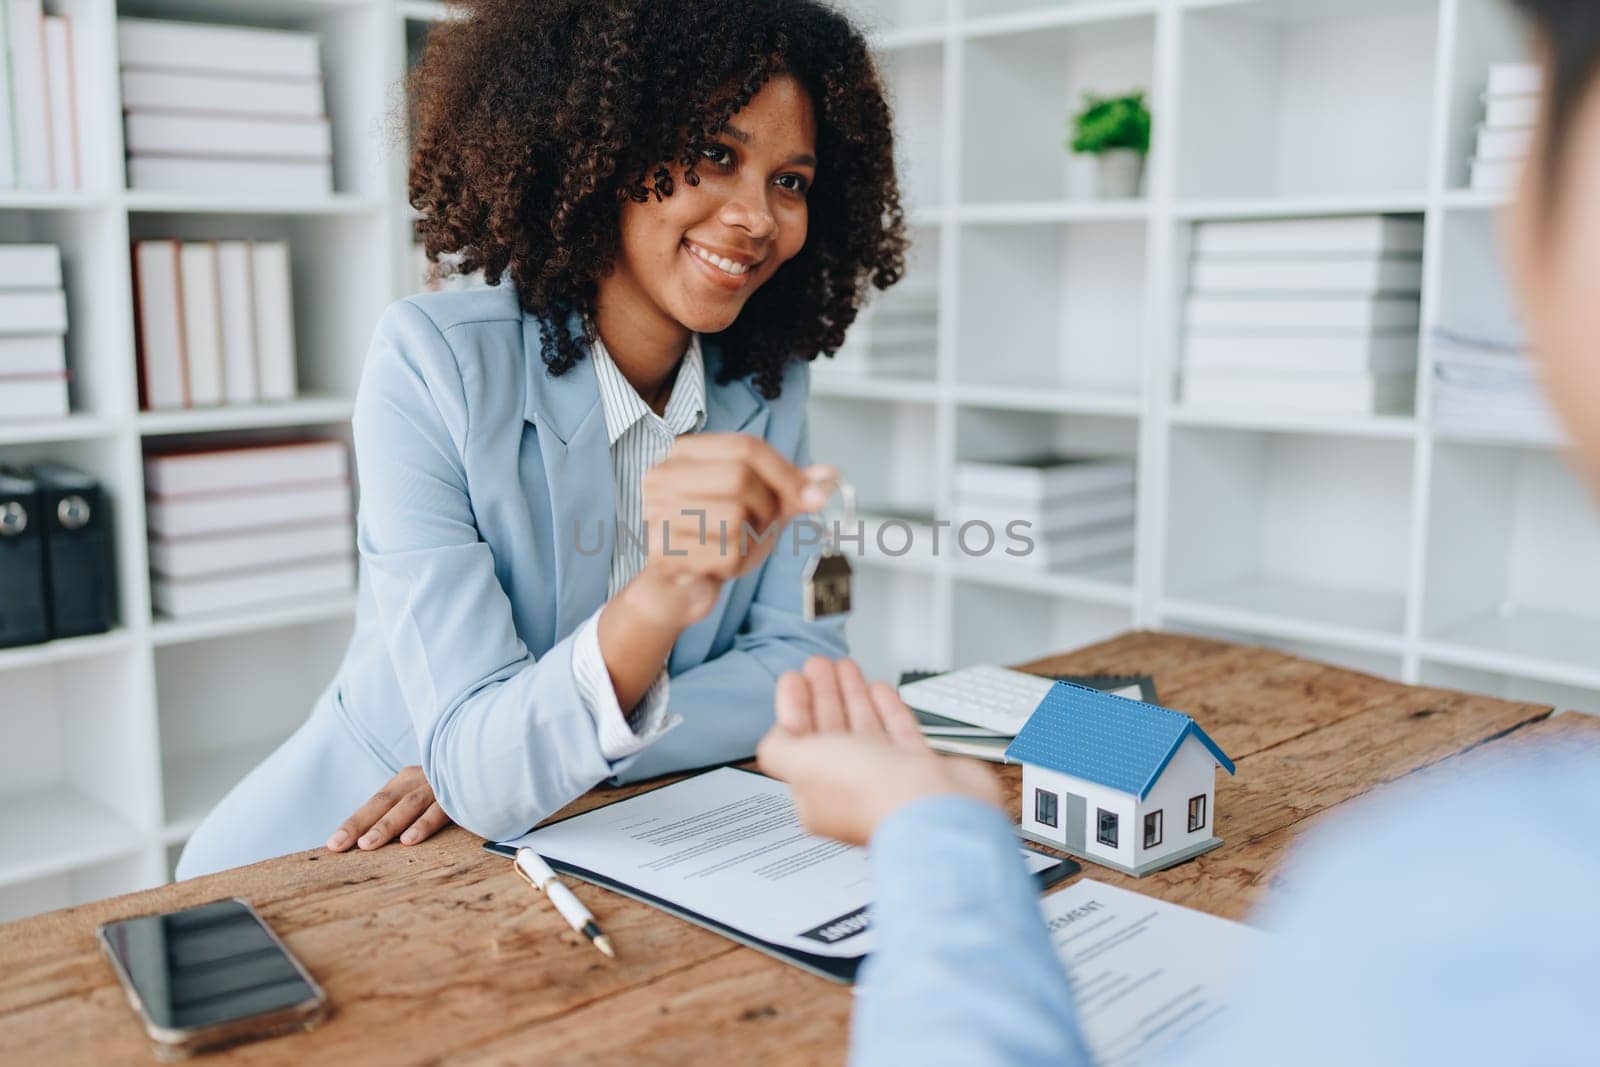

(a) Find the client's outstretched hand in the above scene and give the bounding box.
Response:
[756,656,1002,846]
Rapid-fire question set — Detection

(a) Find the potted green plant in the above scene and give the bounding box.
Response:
[1069,91,1151,199]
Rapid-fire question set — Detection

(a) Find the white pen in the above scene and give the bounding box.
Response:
[514,848,615,959]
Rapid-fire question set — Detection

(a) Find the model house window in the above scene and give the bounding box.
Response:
[1035,788,1059,828]
[1188,795,1206,833]
[1097,809,1119,848]
[1144,810,1163,848]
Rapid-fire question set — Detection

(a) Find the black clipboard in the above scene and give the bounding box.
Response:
[483,767,1079,984]
[901,671,1159,732]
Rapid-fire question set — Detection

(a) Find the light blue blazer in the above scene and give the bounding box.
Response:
[183,285,847,873]
[344,285,848,839]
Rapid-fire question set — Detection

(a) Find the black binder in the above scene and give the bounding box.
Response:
[31,462,114,639]
[0,468,49,648]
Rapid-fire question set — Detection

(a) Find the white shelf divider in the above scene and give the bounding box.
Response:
[0,414,121,446]
[150,594,359,648]
[135,396,356,436]
[0,786,145,887]
[121,191,386,216]
[0,629,136,673]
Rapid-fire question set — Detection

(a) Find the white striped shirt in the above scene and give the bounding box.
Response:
[570,332,708,761]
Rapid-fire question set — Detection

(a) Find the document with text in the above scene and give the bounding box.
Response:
[497,767,1060,962]
[1042,879,1263,1066]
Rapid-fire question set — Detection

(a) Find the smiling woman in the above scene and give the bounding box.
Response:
[174,0,908,878]
[409,0,908,398]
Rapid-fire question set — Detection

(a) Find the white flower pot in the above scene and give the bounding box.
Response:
[1095,149,1146,199]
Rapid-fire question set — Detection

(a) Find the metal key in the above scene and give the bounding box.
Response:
[801,478,854,622]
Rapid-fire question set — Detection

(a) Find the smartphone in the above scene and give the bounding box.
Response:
[96,898,328,1059]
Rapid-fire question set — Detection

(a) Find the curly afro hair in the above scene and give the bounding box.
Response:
[407,0,909,399]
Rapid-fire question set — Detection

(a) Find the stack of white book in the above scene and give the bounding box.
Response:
[145,440,354,618]
[1432,327,1559,441]
[0,1,81,191]
[0,244,69,420]
[828,286,937,379]
[118,18,332,196]
[133,239,297,411]
[1471,64,1540,193]
[1182,215,1423,415]
[953,454,1136,571]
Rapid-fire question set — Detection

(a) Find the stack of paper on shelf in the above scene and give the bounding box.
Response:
[132,239,297,410]
[1432,327,1559,440]
[0,244,70,420]
[1472,64,1540,193]
[118,18,331,196]
[826,286,938,380]
[0,1,82,190]
[1182,215,1423,415]
[144,440,354,618]
[953,454,1135,571]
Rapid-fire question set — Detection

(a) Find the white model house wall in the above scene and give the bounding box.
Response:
[1137,734,1219,866]
[1020,734,1218,872]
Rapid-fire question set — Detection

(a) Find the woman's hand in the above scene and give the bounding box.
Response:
[756,657,1003,847]
[636,433,834,629]
[326,766,452,852]
[598,434,834,717]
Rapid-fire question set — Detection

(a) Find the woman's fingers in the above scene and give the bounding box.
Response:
[328,767,452,853]
[835,658,885,738]
[651,498,779,578]
[327,784,403,851]
[671,434,827,516]
[803,654,848,731]
[400,802,451,845]
[648,460,781,534]
[871,681,931,753]
[357,787,433,849]
[774,670,816,734]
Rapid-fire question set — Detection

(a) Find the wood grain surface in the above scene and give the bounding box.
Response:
[2,631,1590,1066]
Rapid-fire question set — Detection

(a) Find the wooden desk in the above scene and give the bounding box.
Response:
[5,631,1598,1065]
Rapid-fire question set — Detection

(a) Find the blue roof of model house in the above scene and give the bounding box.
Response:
[1004,682,1235,799]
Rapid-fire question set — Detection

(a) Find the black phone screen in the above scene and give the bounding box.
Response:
[100,899,318,1032]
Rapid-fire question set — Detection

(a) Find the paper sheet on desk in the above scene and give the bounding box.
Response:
[500,767,1058,960]
[1043,879,1263,1066]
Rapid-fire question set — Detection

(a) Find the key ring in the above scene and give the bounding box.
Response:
[807,474,856,552]
[800,472,855,622]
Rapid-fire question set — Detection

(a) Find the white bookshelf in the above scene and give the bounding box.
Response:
[0,0,1591,924]
[0,0,400,922]
[823,0,1599,719]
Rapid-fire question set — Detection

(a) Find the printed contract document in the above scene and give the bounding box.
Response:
[497,767,1058,962]
[1042,879,1262,1065]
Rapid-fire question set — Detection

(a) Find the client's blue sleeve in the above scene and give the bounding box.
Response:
[852,796,1091,1067]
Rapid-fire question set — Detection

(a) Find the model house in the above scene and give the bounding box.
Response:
[1006,682,1235,878]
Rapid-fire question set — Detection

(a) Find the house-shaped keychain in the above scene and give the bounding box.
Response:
[1005,682,1235,877]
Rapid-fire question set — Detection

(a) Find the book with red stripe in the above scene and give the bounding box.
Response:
[132,240,187,410]
[145,483,351,539]
[144,440,347,496]
[0,335,66,376]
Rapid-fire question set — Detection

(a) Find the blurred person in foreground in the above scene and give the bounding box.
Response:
[758,2,1600,1063]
